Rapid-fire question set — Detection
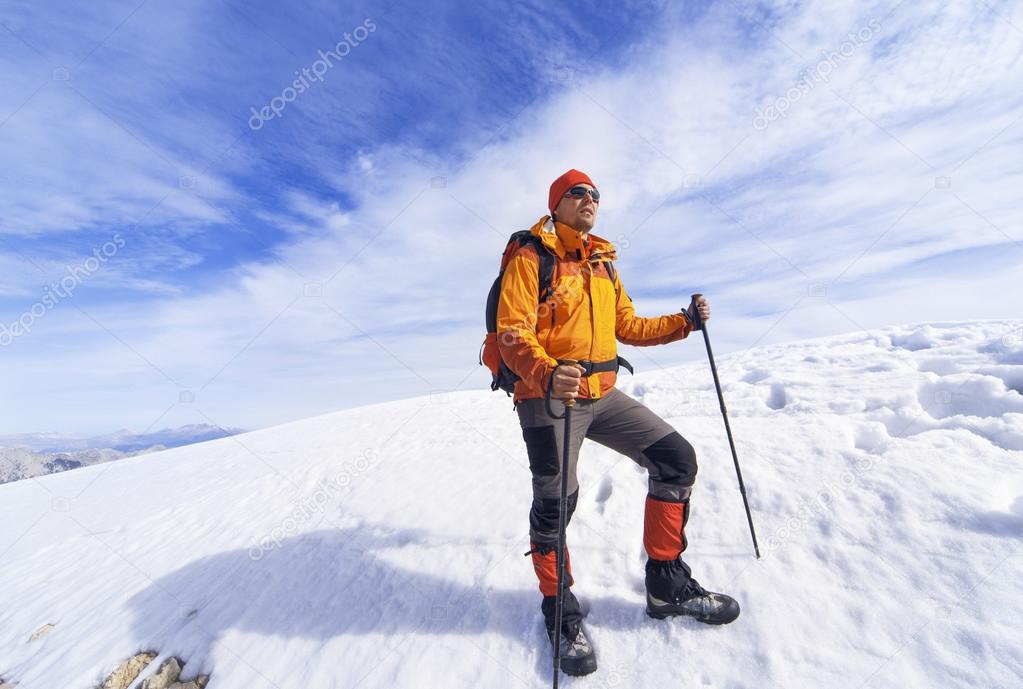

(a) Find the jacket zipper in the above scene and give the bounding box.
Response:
[586,259,598,397]
[547,301,555,351]
[546,266,556,351]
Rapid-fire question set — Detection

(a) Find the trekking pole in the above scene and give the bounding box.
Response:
[551,360,577,688]
[689,295,761,559]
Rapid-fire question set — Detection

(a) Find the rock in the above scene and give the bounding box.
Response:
[98,651,158,689]
[140,657,183,689]
[167,672,210,689]
[29,622,55,641]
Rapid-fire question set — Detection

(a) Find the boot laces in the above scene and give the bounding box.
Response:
[562,626,591,656]
[677,576,710,604]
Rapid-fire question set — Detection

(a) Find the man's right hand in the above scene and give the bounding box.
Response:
[550,363,586,400]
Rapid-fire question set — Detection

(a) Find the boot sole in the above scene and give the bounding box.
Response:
[646,607,740,625]
[560,655,598,676]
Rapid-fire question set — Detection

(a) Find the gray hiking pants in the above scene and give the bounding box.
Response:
[517,387,697,546]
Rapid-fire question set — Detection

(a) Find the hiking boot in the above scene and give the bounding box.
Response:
[546,621,597,676]
[645,556,740,625]
[541,591,597,676]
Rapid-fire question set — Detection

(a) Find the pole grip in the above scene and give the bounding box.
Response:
[560,359,578,407]
[689,293,704,329]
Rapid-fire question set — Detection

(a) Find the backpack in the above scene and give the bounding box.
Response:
[480,230,619,395]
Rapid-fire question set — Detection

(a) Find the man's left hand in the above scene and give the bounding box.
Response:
[686,296,710,325]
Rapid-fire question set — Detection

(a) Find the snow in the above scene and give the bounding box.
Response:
[1,320,1021,689]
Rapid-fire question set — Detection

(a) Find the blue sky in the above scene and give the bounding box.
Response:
[1,0,1021,435]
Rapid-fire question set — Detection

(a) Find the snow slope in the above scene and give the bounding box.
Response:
[1,321,1021,689]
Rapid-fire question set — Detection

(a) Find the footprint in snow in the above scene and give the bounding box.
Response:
[594,476,613,513]
[955,496,1023,538]
[767,382,787,410]
[742,368,771,384]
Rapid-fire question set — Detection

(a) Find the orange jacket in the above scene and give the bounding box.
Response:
[496,216,693,402]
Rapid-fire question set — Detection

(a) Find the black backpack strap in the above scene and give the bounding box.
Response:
[518,234,556,303]
[489,232,554,329]
[604,260,616,286]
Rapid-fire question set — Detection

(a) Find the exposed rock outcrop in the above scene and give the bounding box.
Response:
[98,651,157,689]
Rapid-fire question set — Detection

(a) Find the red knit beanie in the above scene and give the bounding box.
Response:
[548,169,596,216]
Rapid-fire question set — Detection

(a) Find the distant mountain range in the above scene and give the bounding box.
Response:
[0,423,245,484]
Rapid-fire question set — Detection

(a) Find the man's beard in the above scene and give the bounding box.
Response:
[572,213,595,232]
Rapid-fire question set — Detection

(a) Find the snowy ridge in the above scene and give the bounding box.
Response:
[0,425,246,486]
[1,321,1021,688]
[0,424,245,454]
[0,446,131,486]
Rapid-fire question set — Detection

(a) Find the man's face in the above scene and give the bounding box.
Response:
[553,183,598,233]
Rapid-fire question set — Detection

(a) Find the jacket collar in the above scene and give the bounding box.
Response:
[530,215,617,262]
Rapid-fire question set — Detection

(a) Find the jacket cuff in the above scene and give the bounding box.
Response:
[538,360,558,393]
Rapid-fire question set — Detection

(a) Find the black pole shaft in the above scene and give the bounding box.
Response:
[690,295,761,559]
[552,397,574,688]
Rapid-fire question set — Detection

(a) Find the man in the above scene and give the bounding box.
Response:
[496,169,740,677]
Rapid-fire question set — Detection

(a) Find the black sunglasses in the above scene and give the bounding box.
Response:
[564,186,600,202]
